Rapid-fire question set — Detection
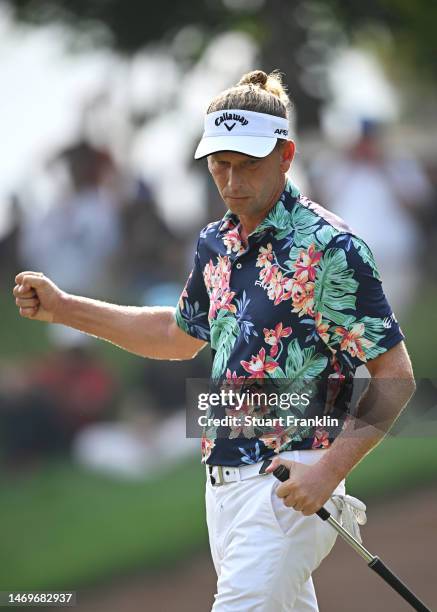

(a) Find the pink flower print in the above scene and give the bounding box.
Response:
[293,243,323,282]
[208,287,236,319]
[256,243,274,267]
[334,323,373,362]
[223,227,245,256]
[260,424,294,453]
[312,428,330,449]
[266,269,289,305]
[314,312,330,344]
[201,436,215,463]
[203,255,233,293]
[203,256,236,320]
[220,217,237,233]
[291,279,315,317]
[259,264,278,289]
[226,403,256,439]
[241,347,279,378]
[263,322,293,357]
[224,369,247,388]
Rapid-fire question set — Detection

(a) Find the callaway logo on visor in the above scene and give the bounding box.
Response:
[194,109,289,159]
[215,112,249,131]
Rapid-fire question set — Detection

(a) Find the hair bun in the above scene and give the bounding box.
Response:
[238,70,268,88]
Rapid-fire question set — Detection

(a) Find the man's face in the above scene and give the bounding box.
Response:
[207,141,295,219]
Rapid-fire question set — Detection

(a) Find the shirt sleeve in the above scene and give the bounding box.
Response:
[175,240,211,342]
[315,233,405,369]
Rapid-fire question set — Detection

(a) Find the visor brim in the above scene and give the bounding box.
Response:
[194,136,278,160]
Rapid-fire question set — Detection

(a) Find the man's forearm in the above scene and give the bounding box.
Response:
[316,377,416,483]
[55,293,179,359]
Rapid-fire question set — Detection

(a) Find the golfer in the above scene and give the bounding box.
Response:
[13,70,415,611]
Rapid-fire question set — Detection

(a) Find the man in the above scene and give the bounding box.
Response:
[13,70,415,611]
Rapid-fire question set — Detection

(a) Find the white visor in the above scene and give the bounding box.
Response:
[194,109,289,160]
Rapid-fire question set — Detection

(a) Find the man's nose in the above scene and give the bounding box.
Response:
[227,167,243,192]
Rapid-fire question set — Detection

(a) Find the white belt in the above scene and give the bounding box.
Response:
[206,450,328,486]
[207,461,269,486]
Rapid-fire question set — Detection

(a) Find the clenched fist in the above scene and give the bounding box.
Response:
[13,271,66,323]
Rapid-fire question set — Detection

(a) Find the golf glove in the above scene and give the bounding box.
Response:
[330,494,367,543]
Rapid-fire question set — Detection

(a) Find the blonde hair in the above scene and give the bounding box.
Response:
[206,69,291,120]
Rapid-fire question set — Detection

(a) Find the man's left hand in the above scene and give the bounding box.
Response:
[265,457,341,516]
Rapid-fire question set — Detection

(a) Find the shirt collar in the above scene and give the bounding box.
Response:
[217,177,300,235]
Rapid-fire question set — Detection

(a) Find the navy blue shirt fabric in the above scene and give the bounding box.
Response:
[176,179,404,466]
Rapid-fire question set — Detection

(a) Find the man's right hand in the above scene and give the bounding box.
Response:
[13,271,66,323]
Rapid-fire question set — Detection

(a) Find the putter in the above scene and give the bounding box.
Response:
[271,463,431,612]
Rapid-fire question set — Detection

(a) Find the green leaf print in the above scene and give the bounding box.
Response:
[284,338,328,393]
[284,246,301,266]
[264,358,286,379]
[284,179,300,199]
[330,315,388,362]
[256,202,292,239]
[352,237,381,280]
[175,307,190,335]
[314,248,359,326]
[356,316,387,360]
[314,225,337,249]
[210,309,240,379]
[289,206,320,247]
[284,226,338,273]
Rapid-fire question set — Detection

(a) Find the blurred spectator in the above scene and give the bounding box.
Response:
[114,178,187,302]
[18,140,122,299]
[134,352,211,418]
[0,195,21,289]
[0,345,118,469]
[30,344,118,438]
[309,120,433,317]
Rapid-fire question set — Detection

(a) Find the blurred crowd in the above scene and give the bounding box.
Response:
[0,138,210,475]
[0,120,436,476]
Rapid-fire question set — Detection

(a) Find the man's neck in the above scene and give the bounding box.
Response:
[239,176,286,244]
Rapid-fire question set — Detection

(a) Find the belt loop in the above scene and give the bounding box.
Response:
[208,465,216,486]
[216,465,224,485]
[208,465,224,486]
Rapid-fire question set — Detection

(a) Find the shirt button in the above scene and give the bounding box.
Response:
[236,263,242,269]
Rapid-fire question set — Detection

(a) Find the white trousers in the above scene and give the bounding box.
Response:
[205,450,345,612]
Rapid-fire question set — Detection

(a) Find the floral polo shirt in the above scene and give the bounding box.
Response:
[175,178,404,466]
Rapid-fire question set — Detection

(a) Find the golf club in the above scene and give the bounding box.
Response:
[271,463,432,612]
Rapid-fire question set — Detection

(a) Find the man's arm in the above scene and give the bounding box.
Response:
[13,271,206,360]
[266,341,416,514]
[315,340,415,478]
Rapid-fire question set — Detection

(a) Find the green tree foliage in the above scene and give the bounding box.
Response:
[6,0,437,125]
[324,0,437,81]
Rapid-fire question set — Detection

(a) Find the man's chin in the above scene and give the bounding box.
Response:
[225,197,252,213]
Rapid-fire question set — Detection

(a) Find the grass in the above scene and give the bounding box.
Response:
[346,429,437,499]
[0,456,207,591]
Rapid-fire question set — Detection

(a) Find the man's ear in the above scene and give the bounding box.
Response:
[280,140,295,171]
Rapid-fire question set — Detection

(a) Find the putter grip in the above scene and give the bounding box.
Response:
[368,557,431,612]
[272,465,331,521]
